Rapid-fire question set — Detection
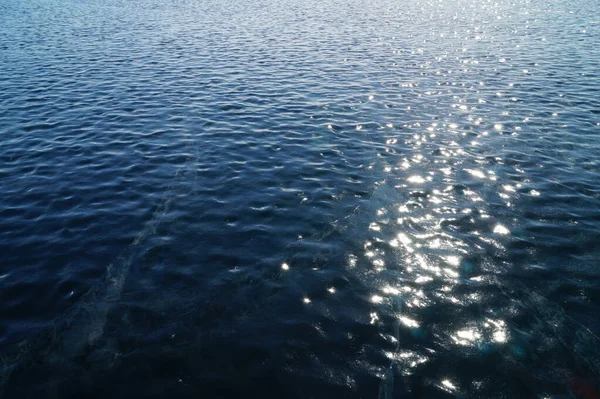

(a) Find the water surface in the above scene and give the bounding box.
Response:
[1,0,600,397]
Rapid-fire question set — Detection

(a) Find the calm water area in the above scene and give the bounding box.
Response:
[1,0,600,397]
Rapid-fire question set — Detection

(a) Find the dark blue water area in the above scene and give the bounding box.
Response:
[1,0,600,397]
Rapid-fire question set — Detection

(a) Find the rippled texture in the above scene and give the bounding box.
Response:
[1,0,600,397]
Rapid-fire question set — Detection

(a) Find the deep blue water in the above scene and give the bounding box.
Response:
[1,0,600,397]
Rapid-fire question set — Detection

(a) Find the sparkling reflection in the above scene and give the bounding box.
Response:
[493,224,510,235]
[349,71,533,396]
